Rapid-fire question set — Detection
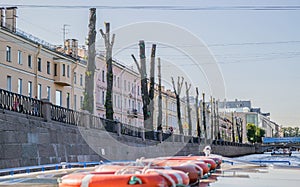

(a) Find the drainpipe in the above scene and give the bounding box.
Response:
[34,44,41,98]
[71,60,78,109]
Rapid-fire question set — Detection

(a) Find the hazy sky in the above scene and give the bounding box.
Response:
[1,0,299,127]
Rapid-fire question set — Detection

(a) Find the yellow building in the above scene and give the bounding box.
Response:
[0,7,86,110]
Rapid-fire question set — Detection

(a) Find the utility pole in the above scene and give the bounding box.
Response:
[171,76,184,134]
[100,22,116,120]
[202,93,207,142]
[83,8,96,114]
[195,87,201,141]
[157,58,163,130]
[185,82,192,136]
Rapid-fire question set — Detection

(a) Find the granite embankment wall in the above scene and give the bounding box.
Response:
[0,110,255,169]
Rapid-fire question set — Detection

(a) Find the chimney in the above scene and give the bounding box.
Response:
[0,8,4,27]
[64,39,71,54]
[5,7,17,32]
[71,39,78,58]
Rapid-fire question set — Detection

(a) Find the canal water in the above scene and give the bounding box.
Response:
[207,151,300,187]
[233,151,300,166]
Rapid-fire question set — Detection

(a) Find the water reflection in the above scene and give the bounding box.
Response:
[197,152,300,186]
[235,151,300,166]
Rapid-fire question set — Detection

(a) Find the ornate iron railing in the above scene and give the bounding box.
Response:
[0,88,42,117]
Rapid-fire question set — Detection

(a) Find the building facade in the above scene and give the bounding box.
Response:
[95,55,144,127]
[0,7,86,110]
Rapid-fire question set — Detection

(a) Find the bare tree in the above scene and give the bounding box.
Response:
[83,8,96,114]
[185,82,192,136]
[100,23,115,120]
[171,76,184,134]
[195,87,201,140]
[157,58,162,130]
[202,93,207,140]
[132,41,156,132]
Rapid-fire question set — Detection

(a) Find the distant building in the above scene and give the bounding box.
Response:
[0,7,86,110]
[95,55,144,127]
[216,99,280,142]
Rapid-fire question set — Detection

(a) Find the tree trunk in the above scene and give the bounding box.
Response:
[157,58,162,130]
[148,44,156,131]
[195,87,201,139]
[83,8,96,114]
[185,82,192,136]
[232,112,235,142]
[202,93,207,140]
[171,77,184,135]
[100,23,116,121]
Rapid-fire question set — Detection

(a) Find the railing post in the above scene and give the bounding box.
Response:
[82,110,90,128]
[141,128,145,141]
[116,122,121,136]
[41,99,51,122]
[181,134,184,143]
[158,130,162,143]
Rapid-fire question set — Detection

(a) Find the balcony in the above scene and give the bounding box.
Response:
[127,109,138,118]
[54,73,71,86]
[53,60,71,86]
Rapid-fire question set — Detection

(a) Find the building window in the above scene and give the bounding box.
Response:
[67,65,70,78]
[74,95,77,110]
[38,58,42,72]
[28,81,32,98]
[18,78,22,95]
[17,50,22,64]
[128,82,130,92]
[74,72,77,84]
[132,83,134,94]
[66,92,70,109]
[7,76,12,92]
[55,90,62,106]
[28,55,32,68]
[124,80,127,91]
[54,64,57,76]
[80,74,83,86]
[138,102,141,113]
[6,46,11,62]
[62,64,66,76]
[80,96,83,109]
[138,85,140,96]
[47,61,51,74]
[102,70,105,82]
[113,94,116,106]
[37,84,42,100]
[114,75,116,87]
[47,86,51,101]
[102,91,105,105]
[117,77,120,88]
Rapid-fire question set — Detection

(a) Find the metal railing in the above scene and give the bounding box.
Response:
[0,88,42,117]
[0,89,255,147]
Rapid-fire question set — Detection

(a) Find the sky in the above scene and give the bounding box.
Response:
[1,0,299,127]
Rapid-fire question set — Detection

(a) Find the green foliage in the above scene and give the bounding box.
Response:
[281,126,300,137]
[246,123,265,143]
